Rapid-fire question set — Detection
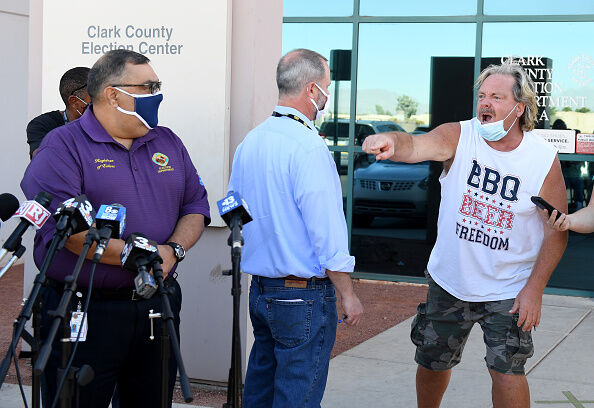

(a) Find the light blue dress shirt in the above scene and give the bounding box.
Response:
[228,106,355,278]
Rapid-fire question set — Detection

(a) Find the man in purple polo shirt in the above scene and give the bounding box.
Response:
[21,49,210,408]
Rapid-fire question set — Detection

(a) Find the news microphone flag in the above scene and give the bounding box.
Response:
[120,233,158,299]
[0,191,52,263]
[53,195,95,235]
[217,191,252,227]
[95,204,126,239]
[11,199,52,230]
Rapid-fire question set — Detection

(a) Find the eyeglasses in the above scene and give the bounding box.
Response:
[111,81,162,94]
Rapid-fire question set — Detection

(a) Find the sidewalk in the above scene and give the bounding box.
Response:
[2,294,593,407]
[323,294,594,407]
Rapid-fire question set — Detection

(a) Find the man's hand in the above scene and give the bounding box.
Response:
[362,134,395,161]
[326,270,364,326]
[157,244,177,278]
[509,284,543,332]
[340,293,364,326]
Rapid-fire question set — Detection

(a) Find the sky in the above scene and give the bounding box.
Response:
[283,0,594,18]
[281,4,594,115]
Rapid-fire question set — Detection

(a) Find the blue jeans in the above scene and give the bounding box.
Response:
[244,276,338,408]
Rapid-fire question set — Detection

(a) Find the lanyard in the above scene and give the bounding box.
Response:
[272,111,312,130]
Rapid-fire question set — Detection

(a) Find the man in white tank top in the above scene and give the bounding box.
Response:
[363,63,568,408]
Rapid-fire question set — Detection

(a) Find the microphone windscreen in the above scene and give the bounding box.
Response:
[0,193,19,221]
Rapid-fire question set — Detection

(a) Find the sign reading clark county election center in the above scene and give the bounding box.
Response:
[39,0,231,226]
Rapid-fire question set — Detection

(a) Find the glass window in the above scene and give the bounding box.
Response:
[484,0,594,15]
[282,23,354,131]
[357,23,476,136]
[482,22,594,129]
[360,0,476,16]
[484,22,594,292]
[352,23,475,277]
[283,0,353,17]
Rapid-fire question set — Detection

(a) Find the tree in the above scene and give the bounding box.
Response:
[396,94,419,119]
[576,107,591,113]
[562,107,573,112]
[375,104,385,115]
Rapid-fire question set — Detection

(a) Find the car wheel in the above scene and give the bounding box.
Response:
[353,214,374,227]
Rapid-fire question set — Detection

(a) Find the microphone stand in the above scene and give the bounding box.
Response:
[147,254,193,406]
[0,243,26,280]
[34,227,100,408]
[0,210,80,408]
[223,213,243,408]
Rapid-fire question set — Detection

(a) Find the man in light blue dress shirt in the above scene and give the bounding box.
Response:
[228,48,364,408]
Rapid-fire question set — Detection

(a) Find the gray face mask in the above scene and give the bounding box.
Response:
[474,103,519,142]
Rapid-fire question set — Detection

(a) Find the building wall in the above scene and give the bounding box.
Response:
[2,0,281,383]
[0,1,30,216]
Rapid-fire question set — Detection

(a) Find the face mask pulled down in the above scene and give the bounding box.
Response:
[310,83,331,121]
[474,103,519,142]
[114,87,163,129]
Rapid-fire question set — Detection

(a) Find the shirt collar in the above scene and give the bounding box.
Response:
[80,106,158,146]
[274,105,316,131]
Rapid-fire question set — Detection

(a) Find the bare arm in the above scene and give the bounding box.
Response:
[362,122,461,163]
[64,232,124,265]
[64,213,206,276]
[511,157,568,331]
[548,190,594,233]
[326,270,363,326]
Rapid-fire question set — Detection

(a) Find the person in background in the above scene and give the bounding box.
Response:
[26,66,91,159]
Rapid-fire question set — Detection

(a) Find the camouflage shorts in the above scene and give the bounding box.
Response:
[410,273,534,375]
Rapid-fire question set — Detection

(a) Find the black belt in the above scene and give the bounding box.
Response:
[45,278,170,301]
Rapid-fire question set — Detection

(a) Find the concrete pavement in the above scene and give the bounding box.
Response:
[1,294,592,407]
[322,294,594,407]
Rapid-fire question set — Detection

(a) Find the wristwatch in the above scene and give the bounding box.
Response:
[166,242,186,263]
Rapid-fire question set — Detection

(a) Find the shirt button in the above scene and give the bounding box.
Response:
[134,167,138,171]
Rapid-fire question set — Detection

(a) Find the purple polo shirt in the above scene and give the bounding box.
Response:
[21,107,210,289]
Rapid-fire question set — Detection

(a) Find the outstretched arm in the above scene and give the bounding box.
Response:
[362,122,461,163]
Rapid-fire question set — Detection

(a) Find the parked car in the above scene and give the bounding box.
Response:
[318,119,406,173]
[353,155,430,227]
[319,119,405,146]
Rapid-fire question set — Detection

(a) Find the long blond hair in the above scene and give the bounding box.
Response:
[475,62,538,132]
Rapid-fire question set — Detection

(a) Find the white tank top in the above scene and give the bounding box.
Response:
[427,118,557,301]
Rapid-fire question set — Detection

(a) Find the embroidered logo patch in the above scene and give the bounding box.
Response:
[95,158,115,170]
[152,153,169,167]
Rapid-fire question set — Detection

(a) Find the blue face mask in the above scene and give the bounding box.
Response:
[114,87,163,129]
[474,103,519,142]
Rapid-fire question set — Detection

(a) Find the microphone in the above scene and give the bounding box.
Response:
[0,192,52,264]
[0,193,19,223]
[52,195,95,246]
[217,191,253,228]
[120,233,158,299]
[93,204,126,261]
[217,192,252,252]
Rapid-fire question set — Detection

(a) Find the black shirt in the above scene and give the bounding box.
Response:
[26,110,65,159]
